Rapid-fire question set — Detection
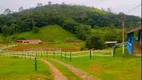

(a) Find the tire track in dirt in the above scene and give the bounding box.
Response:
[40,59,67,80]
[52,59,97,80]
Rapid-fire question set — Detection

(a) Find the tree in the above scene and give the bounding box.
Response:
[4,8,11,14]
[32,26,39,33]
[62,2,65,5]
[19,7,24,12]
[37,3,43,7]
[75,24,92,40]
[48,1,52,5]
[107,7,111,13]
[2,25,13,37]
[62,20,77,33]
[10,24,20,34]
[101,8,104,11]
[86,34,105,49]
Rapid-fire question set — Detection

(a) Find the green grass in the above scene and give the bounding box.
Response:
[55,57,141,80]
[30,42,79,48]
[53,48,141,80]
[47,59,81,80]
[3,25,78,42]
[0,55,53,80]
[1,47,141,80]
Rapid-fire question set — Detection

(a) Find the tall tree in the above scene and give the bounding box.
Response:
[107,7,111,13]
[2,25,13,37]
[48,1,52,5]
[18,7,24,12]
[37,3,43,7]
[4,8,11,14]
[62,2,65,5]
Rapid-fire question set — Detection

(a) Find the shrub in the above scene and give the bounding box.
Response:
[86,34,105,49]
[32,26,39,33]
[80,42,86,50]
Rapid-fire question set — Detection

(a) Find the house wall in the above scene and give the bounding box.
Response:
[127,29,142,55]
[126,32,134,54]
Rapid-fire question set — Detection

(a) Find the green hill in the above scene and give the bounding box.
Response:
[0,4,141,43]
[1,25,78,42]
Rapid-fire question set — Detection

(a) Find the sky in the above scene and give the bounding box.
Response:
[0,0,141,17]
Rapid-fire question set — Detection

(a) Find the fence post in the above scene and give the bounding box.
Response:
[34,55,37,71]
[70,52,72,61]
[47,50,48,57]
[90,49,92,59]
[65,52,66,60]
[61,49,62,58]
[53,51,55,58]
[41,50,42,57]
[37,51,38,57]
[112,45,116,57]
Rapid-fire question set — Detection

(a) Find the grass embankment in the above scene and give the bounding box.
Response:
[2,25,78,42]
[0,55,53,80]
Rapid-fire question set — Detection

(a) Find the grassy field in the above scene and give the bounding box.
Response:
[0,55,53,80]
[57,56,141,80]
[37,47,141,80]
[2,25,78,42]
[0,46,141,80]
[53,48,141,80]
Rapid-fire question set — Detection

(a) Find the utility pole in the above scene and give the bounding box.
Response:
[121,13,125,58]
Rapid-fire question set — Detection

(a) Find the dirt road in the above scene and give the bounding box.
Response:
[40,59,67,80]
[52,59,96,80]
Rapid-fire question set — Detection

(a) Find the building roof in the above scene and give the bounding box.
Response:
[127,26,142,34]
[17,40,42,42]
[105,41,117,44]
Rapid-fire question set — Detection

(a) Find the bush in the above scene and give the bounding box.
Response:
[80,42,86,50]
[32,26,39,33]
[75,24,92,40]
[16,37,26,40]
[86,34,105,49]
[2,25,13,37]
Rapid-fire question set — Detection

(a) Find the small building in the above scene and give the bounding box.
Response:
[17,40,42,44]
[126,26,142,56]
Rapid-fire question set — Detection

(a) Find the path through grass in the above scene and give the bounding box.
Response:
[47,58,81,80]
[55,56,141,80]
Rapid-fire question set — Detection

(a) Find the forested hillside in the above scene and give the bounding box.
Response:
[0,3,141,35]
[0,3,141,48]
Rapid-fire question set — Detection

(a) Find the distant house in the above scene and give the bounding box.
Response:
[126,26,142,56]
[17,40,42,44]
